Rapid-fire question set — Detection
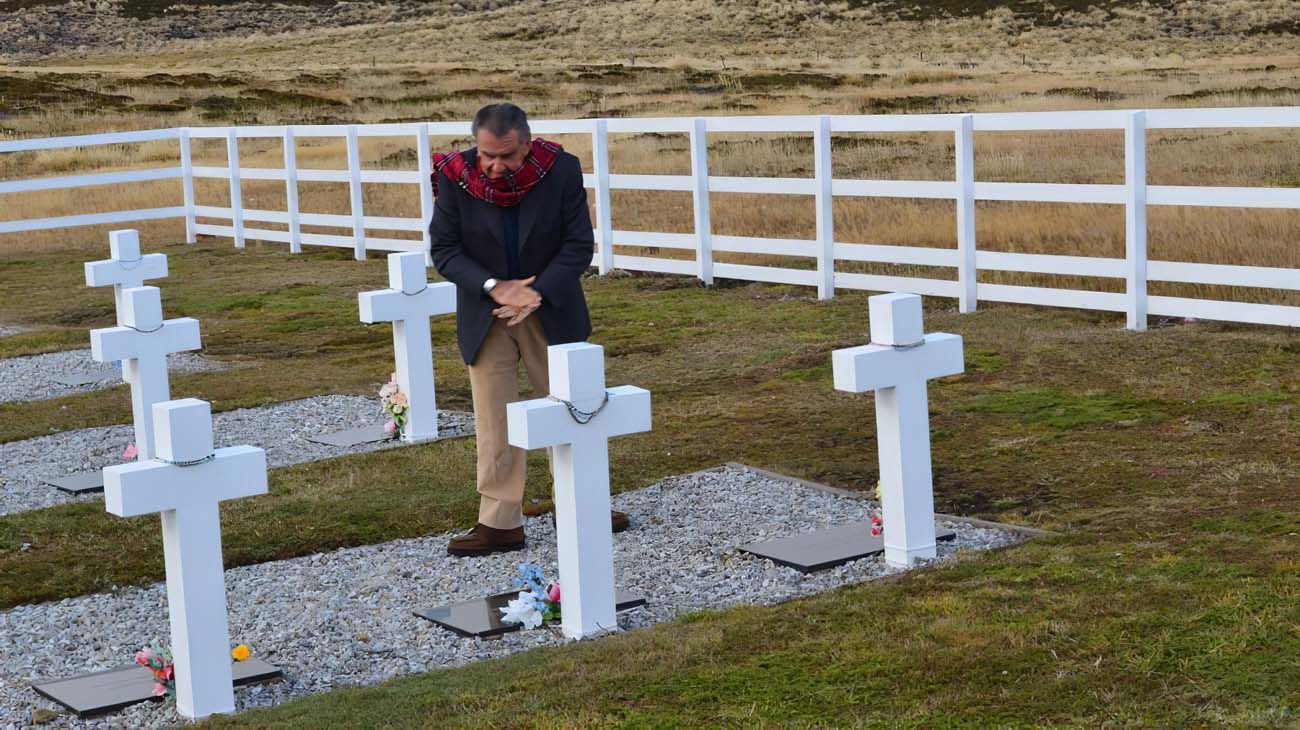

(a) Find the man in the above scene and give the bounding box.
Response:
[429,102,630,557]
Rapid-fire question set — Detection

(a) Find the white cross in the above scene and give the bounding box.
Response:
[831,293,964,568]
[89,286,201,460]
[358,252,455,442]
[83,229,169,381]
[84,229,169,326]
[103,398,268,720]
[507,343,651,639]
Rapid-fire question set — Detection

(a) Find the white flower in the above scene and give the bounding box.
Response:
[500,591,543,629]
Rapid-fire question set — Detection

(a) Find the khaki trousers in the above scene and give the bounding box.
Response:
[468,316,551,529]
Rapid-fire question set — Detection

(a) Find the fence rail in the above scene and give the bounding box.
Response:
[2,108,1298,328]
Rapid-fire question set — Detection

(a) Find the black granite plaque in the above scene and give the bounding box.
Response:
[51,371,113,388]
[414,589,647,638]
[32,657,282,719]
[304,424,393,448]
[740,521,957,573]
[43,470,106,495]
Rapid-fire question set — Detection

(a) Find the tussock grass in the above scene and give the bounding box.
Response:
[3,52,1298,307]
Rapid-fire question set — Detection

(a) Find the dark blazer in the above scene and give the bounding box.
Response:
[429,148,595,364]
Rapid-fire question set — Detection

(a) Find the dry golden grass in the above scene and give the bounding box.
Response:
[1,0,1298,307]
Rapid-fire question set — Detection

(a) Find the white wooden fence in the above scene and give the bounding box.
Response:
[2,109,1298,329]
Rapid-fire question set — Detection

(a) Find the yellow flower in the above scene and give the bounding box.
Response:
[231,644,250,662]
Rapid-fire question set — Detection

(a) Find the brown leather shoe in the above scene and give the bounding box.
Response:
[550,509,631,533]
[447,523,526,557]
[611,509,631,533]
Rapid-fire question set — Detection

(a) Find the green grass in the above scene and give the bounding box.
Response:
[960,387,1175,429]
[1,241,1298,725]
[203,531,1300,728]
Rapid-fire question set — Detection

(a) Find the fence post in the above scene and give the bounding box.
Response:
[592,119,614,274]
[283,126,302,254]
[690,117,714,286]
[417,124,434,266]
[813,115,835,300]
[225,129,244,249]
[1124,110,1148,331]
[346,125,366,261]
[179,128,196,244]
[955,114,977,313]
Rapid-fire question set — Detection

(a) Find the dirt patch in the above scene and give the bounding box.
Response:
[1166,85,1300,102]
[859,94,976,113]
[0,74,132,113]
[1044,86,1126,101]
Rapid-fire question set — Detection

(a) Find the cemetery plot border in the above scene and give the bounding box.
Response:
[729,462,1053,541]
[413,590,648,640]
[304,424,394,448]
[0,349,228,406]
[741,522,958,574]
[3,463,1033,727]
[32,658,282,720]
[2,396,474,516]
[735,459,1049,571]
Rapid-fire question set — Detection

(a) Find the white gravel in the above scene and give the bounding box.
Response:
[0,395,475,516]
[0,464,1028,728]
[0,325,31,338]
[0,349,228,405]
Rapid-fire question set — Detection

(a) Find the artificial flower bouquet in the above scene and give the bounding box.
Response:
[379,372,409,439]
[134,646,174,697]
[871,480,884,537]
[499,562,561,630]
[134,643,253,698]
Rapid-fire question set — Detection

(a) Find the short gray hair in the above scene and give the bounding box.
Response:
[471,103,531,143]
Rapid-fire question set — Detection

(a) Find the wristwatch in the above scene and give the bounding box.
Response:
[482,277,499,295]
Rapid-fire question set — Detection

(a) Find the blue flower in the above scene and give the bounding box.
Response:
[512,562,547,595]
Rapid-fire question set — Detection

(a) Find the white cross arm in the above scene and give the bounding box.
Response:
[89,318,201,362]
[507,385,651,450]
[832,333,964,393]
[358,282,456,323]
[103,446,268,517]
[84,254,168,287]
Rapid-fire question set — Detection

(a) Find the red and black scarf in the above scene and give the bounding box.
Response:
[431,137,563,208]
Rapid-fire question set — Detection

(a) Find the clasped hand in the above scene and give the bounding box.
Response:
[489,275,541,326]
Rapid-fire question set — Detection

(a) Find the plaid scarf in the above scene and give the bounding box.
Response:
[431,137,563,208]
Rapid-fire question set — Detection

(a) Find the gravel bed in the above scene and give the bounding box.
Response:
[0,349,229,405]
[0,395,475,516]
[0,464,1027,728]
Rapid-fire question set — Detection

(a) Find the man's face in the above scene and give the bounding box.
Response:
[476,128,530,179]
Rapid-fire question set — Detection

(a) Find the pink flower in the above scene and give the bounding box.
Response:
[871,526,882,537]
[870,515,882,525]
[383,420,397,435]
[390,391,408,407]
[152,683,167,697]
[163,665,173,680]
[547,583,561,603]
[134,650,151,666]
[122,443,139,460]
